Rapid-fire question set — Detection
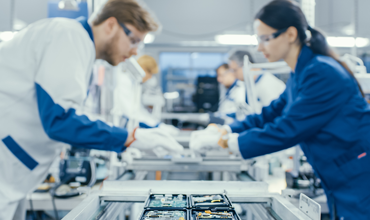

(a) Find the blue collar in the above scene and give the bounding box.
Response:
[295,45,314,74]
[76,16,94,43]
[255,74,263,83]
[226,79,238,96]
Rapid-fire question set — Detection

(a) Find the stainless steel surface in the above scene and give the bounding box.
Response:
[63,181,313,220]
[101,181,268,196]
[98,202,132,220]
[124,157,248,172]
[62,193,100,220]
[161,113,208,121]
[299,193,321,220]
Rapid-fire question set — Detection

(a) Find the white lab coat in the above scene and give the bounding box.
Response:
[254,72,286,108]
[112,67,161,130]
[232,73,286,120]
[217,80,246,115]
[0,18,128,220]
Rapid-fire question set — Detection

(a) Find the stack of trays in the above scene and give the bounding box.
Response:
[140,194,241,220]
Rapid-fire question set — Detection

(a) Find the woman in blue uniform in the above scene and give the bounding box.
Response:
[218,1,370,219]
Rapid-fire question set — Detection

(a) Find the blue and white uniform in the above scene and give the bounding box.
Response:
[218,79,246,116]
[226,45,370,219]
[0,17,128,219]
[252,72,286,108]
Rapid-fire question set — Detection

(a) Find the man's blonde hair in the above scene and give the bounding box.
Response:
[93,0,159,32]
[137,55,159,74]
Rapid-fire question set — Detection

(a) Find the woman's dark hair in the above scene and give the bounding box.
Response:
[255,0,364,96]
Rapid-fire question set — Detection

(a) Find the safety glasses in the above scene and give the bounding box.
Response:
[257,28,288,45]
[119,22,143,49]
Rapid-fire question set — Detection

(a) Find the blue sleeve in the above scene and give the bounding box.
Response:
[36,83,128,153]
[139,122,159,129]
[228,88,287,133]
[226,113,236,119]
[236,66,351,159]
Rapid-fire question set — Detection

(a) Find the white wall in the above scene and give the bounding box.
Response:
[0,0,13,31]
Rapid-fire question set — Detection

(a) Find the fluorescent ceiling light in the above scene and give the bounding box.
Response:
[58,0,79,11]
[164,92,179,100]
[0,32,18,42]
[327,37,369,48]
[144,33,155,44]
[215,34,258,45]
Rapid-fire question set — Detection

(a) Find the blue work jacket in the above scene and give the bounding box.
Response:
[229,45,370,219]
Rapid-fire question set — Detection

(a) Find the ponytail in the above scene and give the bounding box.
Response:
[307,26,364,97]
[255,0,364,97]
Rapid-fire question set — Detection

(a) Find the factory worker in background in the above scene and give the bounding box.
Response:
[228,50,286,109]
[0,0,183,219]
[113,55,180,136]
[216,63,246,118]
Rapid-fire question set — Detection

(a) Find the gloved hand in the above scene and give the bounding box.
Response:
[158,123,180,136]
[189,124,223,153]
[127,128,184,153]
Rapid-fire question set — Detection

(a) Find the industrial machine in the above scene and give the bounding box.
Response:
[62,181,320,220]
[194,76,219,113]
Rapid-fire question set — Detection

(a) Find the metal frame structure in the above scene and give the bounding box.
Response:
[121,156,249,173]
[62,181,315,220]
[242,58,291,114]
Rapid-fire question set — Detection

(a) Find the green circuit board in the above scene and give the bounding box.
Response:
[143,210,186,220]
[148,194,187,208]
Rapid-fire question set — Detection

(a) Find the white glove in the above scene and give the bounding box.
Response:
[189,124,222,153]
[158,123,180,136]
[128,128,184,153]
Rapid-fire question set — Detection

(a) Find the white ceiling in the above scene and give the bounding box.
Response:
[143,0,370,46]
[4,0,370,47]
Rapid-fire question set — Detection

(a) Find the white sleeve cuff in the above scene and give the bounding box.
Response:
[227,133,240,154]
[222,125,232,134]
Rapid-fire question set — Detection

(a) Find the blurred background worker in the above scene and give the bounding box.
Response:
[138,55,159,83]
[228,50,286,109]
[113,55,180,135]
[191,0,370,219]
[0,1,183,219]
[216,63,246,117]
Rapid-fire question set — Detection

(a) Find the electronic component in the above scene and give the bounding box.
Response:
[146,194,188,208]
[142,210,186,220]
[192,210,241,220]
[190,195,231,208]
[194,210,233,220]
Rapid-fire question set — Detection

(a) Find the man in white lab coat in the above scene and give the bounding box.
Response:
[228,50,286,109]
[0,0,182,219]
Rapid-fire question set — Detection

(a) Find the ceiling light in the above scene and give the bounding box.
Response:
[144,33,155,44]
[58,0,79,11]
[327,37,369,48]
[215,34,258,45]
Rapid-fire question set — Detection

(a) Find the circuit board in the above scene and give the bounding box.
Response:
[191,195,229,207]
[193,210,234,220]
[142,210,186,220]
[148,194,187,208]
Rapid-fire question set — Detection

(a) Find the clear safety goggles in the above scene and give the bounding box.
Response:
[256,28,288,45]
[119,22,143,49]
